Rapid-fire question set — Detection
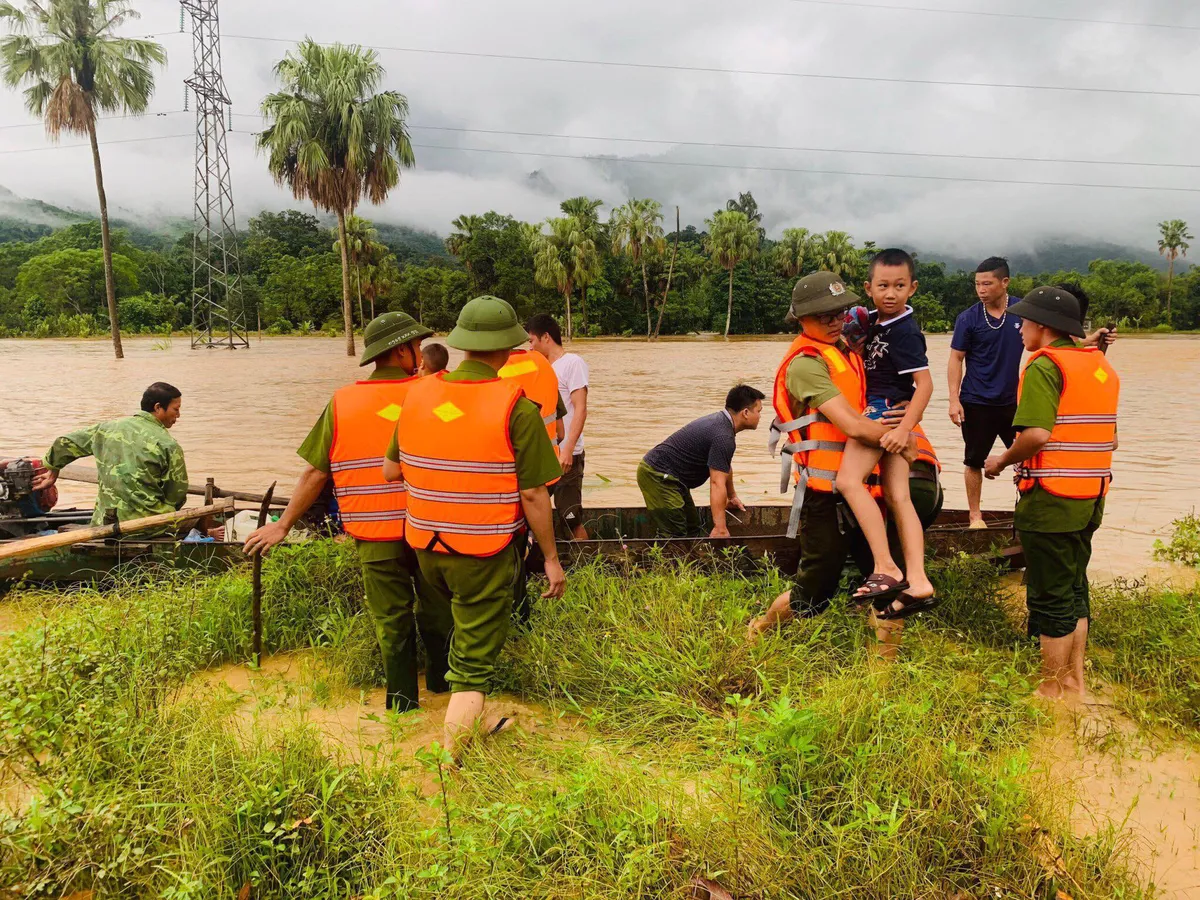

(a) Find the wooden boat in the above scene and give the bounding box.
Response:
[550,505,1021,575]
[1,503,1020,591]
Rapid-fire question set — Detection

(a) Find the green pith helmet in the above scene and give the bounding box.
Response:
[446,295,528,352]
[359,311,434,367]
[1008,286,1085,338]
[786,271,862,322]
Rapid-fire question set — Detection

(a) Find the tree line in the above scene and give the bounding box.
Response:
[2,201,1197,340]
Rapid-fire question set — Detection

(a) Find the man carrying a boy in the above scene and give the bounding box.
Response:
[748,272,924,638]
[984,287,1119,701]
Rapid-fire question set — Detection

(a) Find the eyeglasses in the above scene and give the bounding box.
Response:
[814,308,849,325]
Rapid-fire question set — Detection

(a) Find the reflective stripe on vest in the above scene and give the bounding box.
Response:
[913,423,941,473]
[771,336,880,538]
[329,378,419,541]
[397,374,526,557]
[1016,346,1120,500]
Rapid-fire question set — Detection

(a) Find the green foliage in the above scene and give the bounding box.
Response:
[0,548,1169,898]
[15,247,137,318]
[1154,513,1200,569]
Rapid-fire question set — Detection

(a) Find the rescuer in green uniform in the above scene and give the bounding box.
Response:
[384,296,564,756]
[34,382,190,528]
[244,312,451,713]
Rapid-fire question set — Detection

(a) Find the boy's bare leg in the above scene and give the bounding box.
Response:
[869,608,905,662]
[879,453,935,603]
[444,690,485,757]
[836,440,902,587]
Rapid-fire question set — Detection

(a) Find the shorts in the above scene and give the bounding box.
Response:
[863,398,893,422]
[961,402,1018,469]
[551,451,585,531]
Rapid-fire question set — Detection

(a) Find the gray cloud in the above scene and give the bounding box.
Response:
[0,0,1197,258]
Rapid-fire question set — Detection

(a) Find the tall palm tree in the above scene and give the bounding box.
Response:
[705,210,759,340]
[360,245,396,320]
[445,213,483,288]
[815,231,861,279]
[611,198,665,338]
[726,191,764,243]
[333,214,378,325]
[774,227,812,279]
[560,196,603,234]
[531,216,600,340]
[0,0,165,359]
[258,39,415,357]
[1158,218,1193,323]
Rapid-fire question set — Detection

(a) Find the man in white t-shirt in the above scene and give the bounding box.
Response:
[527,313,589,540]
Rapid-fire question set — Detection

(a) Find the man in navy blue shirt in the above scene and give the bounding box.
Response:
[948,257,1025,529]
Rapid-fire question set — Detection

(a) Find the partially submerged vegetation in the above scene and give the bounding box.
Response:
[0,541,1195,898]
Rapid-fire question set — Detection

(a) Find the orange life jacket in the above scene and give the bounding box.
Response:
[770,335,882,536]
[913,424,940,473]
[1017,345,1119,500]
[499,349,560,447]
[329,378,416,541]
[397,373,526,557]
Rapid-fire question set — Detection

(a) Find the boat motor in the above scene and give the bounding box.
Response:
[0,459,39,538]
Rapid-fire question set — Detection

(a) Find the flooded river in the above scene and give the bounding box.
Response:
[4,334,1198,577]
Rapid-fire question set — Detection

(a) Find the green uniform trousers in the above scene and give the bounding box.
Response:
[1019,524,1097,639]
[415,542,525,694]
[790,475,944,617]
[637,460,702,537]
[360,544,452,712]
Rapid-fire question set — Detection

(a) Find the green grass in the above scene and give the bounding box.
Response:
[0,543,1190,898]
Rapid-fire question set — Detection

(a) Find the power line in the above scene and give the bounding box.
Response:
[780,0,1200,31]
[230,112,1200,170]
[221,32,1200,99]
[410,141,1200,193]
[0,110,189,131]
[0,133,192,155]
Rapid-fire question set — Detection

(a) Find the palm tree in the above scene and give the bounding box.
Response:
[726,191,764,243]
[705,210,759,340]
[531,217,601,340]
[1158,219,1193,323]
[815,231,861,279]
[258,39,415,357]
[560,196,603,234]
[0,0,165,359]
[360,246,396,320]
[333,214,378,325]
[445,213,482,288]
[774,227,812,279]
[611,198,665,338]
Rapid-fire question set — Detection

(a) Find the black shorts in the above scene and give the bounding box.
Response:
[961,402,1017,469]
[551,451,585,531]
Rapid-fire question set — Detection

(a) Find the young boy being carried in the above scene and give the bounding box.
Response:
[835,248,938,619]
[418,343,450,377]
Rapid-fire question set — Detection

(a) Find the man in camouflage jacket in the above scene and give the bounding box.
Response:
[34,382,189,526]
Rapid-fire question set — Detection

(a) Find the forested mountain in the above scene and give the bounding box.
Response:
[1,186,1195,339]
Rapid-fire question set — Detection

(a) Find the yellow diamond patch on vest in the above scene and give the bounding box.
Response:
[1093,367,1109,384]
[433,401,465,423]
[499,359,538,379]
[376,404,403,423]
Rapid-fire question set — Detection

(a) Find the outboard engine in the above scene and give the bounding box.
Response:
[0,459,49,539]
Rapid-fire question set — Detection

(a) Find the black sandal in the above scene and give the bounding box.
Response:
[850,574,908,609]
[876,592,939,620]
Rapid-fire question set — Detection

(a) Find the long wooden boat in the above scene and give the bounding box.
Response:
[1,504,1020,591]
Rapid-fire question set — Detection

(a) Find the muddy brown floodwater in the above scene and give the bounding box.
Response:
[4,334,1199,577]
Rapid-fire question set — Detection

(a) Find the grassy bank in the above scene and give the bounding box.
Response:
[0,543,1195,898]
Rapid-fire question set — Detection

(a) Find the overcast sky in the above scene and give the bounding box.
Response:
[0,0,1197,257]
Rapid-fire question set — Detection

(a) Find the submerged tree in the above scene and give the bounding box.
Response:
[258,39,415,356]
[705,210,758,339]
[1158,218,1192,323]
[611,198,665,338]
[0,0,165,359]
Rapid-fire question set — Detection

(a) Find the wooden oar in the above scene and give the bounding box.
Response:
[7,461,292,506]
[0,499,236,563]
[250,482,276,669]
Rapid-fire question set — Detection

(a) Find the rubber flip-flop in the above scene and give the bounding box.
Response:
[968,520,988,531]
[876,592,940,621]
[850,574,908,609]
[488,716,513,737]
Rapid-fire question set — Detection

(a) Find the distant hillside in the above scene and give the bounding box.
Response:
[0,185,188,249]
[922,240,1172,276]
[372,222,450,264]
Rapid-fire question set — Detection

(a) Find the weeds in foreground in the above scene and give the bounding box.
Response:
[0,545,1178,898]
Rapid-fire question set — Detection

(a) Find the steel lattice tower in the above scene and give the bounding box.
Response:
[183,0,248,349]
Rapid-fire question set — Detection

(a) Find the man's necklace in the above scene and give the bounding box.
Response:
[982,299,1007,330]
